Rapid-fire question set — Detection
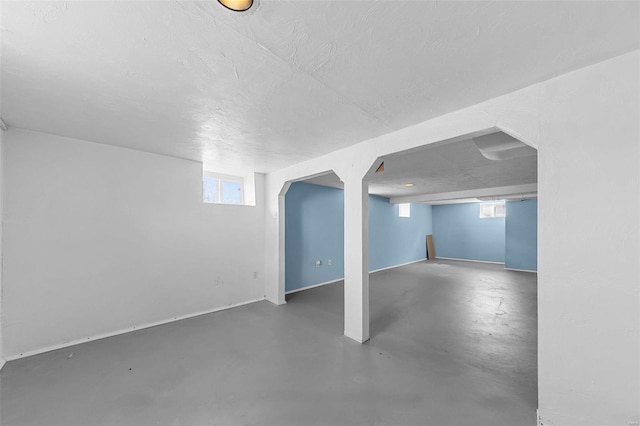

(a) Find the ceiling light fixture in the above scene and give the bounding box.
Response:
[404,183,414,187]
[217,0,253,12]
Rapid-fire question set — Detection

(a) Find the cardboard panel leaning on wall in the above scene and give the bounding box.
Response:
[505,199,537,271]
[2,128,266,358]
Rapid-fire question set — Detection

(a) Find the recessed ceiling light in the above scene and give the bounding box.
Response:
[404,183,414,187]
[217,0,253,12]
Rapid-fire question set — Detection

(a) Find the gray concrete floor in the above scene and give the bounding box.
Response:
[1,260,537,426]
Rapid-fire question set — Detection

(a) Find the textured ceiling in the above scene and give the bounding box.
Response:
[304,132,537,201]
[1,1,638,173]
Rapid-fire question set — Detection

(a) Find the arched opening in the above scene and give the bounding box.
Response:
[362,129,539,414]
[282,171,346,333]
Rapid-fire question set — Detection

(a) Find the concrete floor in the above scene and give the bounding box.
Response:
[1,260,537,426]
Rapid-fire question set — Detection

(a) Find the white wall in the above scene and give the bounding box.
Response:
[2,129,265,358]
[0,127,4,370]
[265,51,639,425]
[535,55,638,426]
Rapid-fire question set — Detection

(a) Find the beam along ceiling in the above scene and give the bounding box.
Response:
[1,1,638,173]
[304,132,537,202]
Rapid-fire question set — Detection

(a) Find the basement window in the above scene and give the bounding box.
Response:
[479,201,506,218]
[398,203,411,218]
[203,172,243,205]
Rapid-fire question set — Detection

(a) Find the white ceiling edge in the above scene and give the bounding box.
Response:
[302,173,343,190]
[389,183,538,205]
[423,195,538,205]
[477,193,538,202]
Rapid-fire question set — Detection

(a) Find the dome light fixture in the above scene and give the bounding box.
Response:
[404,183,414,187]
[217,0,253,12]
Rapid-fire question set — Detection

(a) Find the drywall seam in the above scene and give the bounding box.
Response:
[505,267,537,273]
[435,256,505,265]
[4,297,265,361]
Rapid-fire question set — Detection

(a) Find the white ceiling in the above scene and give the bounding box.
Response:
[304,132,537,202]
[1,1,638,173]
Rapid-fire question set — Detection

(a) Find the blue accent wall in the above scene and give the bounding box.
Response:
[285,182,433,292]
[369,195,432,271]
[432,203,505,263]
[285,184,537,292]
[285,182,344,292]
[505,199,538,271]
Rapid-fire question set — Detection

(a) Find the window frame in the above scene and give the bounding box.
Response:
[398,203,411,218]
[479,201,506,218]
[203,172,244,205]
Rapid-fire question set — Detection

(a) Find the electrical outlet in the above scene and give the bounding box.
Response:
[315,260,322,267]
[328,259,332,266]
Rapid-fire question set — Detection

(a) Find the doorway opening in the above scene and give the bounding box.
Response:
[283,171,346,330]
[363,130,538,411]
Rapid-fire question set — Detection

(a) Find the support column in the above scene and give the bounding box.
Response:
[342,175,370,343]
[264,177,290,305]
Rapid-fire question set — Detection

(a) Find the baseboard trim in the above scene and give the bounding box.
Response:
[266,297,287,305]
[5,297,266,362]
[435,256,504,265]
[370,258,426,273]
[505,267,537,273]
[286,278,343,295]
[286,258,427,295]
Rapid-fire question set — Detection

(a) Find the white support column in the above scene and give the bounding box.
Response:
[342,174,370,343]
[264,177,290,305]
[275,186,289,304]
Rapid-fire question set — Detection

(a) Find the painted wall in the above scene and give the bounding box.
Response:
[285,182,344,292]
[536,53,638,425]
[266,52,639,424]
[505,199,537,271]
[368,195,432,271]
[285,182,432,292]
[432,203,505,263]
[431,200,537,270]
[0,128,4,369]
[2,128,266,358]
